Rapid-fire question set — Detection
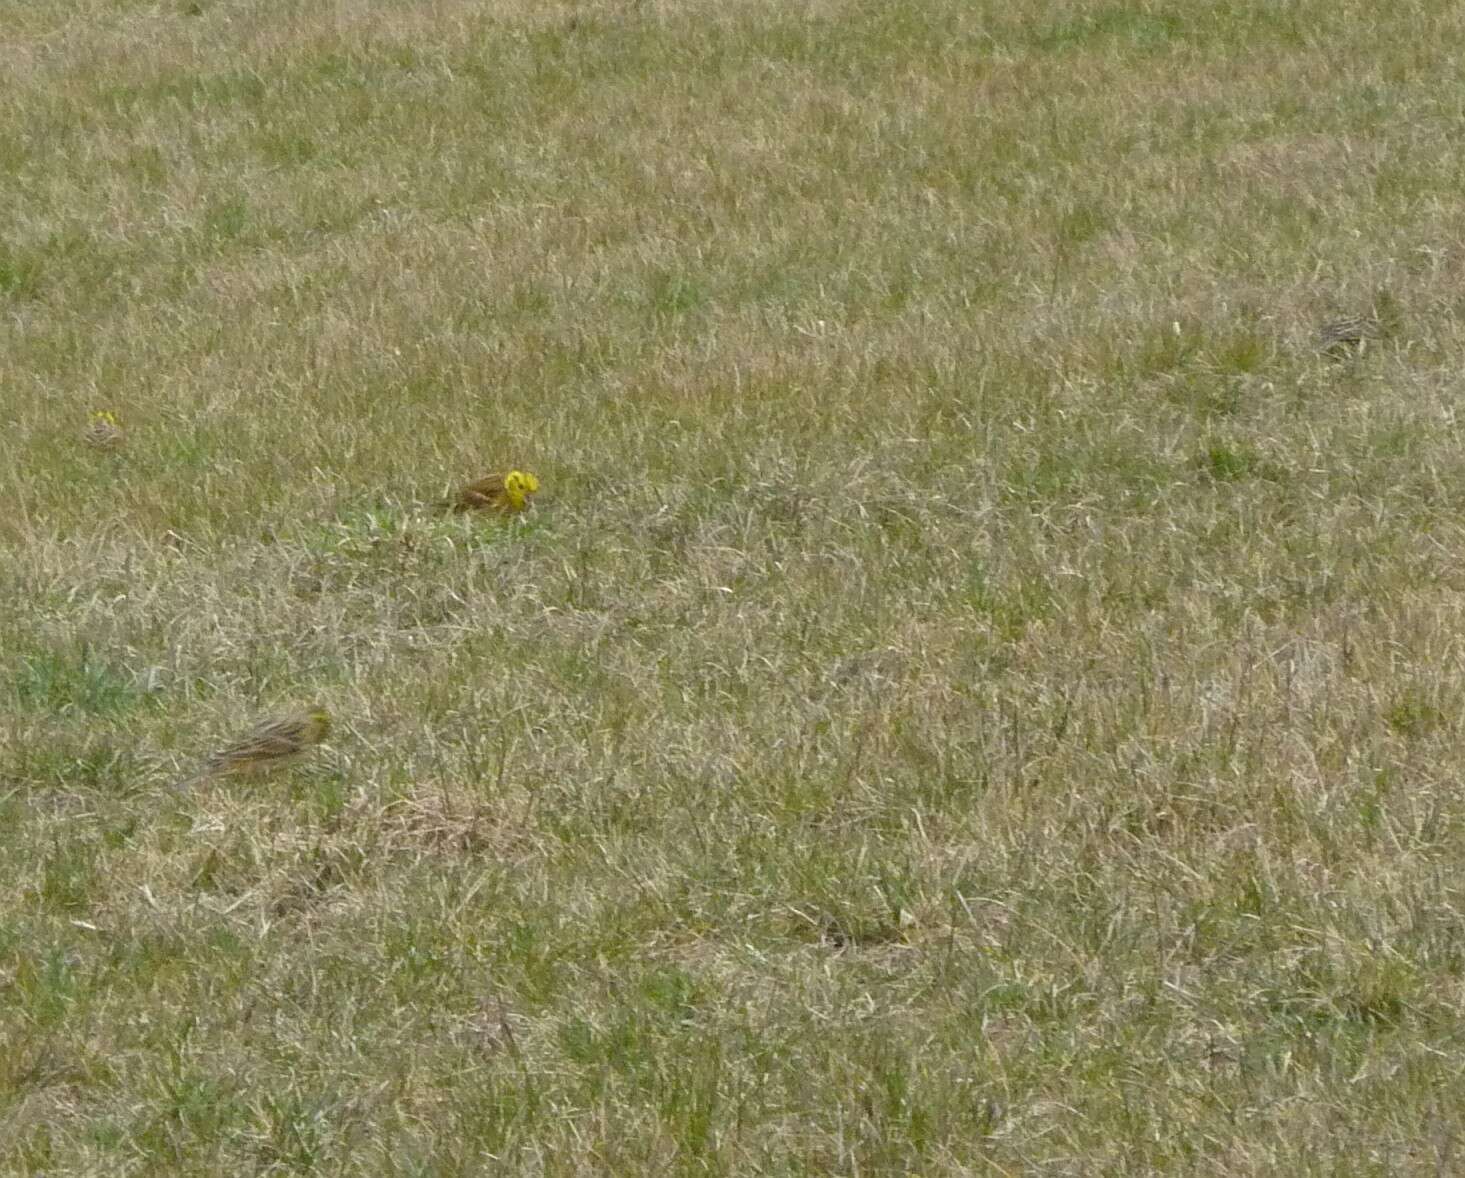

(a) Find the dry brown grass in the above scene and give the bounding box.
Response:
[5,0,1465,1172]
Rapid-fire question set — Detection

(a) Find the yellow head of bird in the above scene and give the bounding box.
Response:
[90,410,119,426]
[306,707,332,742]
[503,470,540,511]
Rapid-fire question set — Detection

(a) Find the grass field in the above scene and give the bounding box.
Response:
[5,0,1465,1172]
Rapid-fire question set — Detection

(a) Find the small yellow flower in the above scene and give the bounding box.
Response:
[175,706,332,791]
[82,410,125,450]
[442,469,540,514]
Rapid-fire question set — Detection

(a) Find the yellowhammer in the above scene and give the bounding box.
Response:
[1317,293,1399,358]
[441,470,540,514]
[175,705,331,791]
[82,410,125,450]
[1317,314,1383,357]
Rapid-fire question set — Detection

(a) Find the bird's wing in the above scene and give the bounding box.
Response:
[453,475,508,510]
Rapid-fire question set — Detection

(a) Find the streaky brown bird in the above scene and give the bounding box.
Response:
[440,470,540,514]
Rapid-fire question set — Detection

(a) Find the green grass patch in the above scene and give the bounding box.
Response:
[4,0,1465,1170]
